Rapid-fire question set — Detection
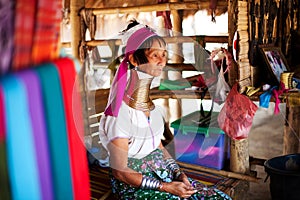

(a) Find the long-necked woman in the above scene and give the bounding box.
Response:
[99,20,231,200]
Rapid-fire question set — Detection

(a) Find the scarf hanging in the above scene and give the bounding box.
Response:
[272,82,289,114]
[34,63,74,199]
[54,58,91,200]
[17,71,54,200]
[0,87,11,200]
[31,0,61,65]
[12,0,36,70]
[1,75,42,199]
[0,0,14,74]
[156,0,172,29]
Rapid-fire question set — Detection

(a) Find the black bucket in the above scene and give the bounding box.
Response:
[264,154,300,200]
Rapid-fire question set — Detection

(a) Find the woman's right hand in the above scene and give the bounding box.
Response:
[160,181,197,199]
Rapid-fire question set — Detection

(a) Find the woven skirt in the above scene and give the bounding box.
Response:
[110,149,232,200]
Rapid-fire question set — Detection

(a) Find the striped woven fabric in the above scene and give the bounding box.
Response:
[89,164,238,200]
[12,0,36,70]
[0,0,14,74]
[31,0,62,65]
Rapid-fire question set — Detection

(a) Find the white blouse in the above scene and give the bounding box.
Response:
[99,101,165,159]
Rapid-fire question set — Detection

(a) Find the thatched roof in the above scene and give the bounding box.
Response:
[85,0,228,16]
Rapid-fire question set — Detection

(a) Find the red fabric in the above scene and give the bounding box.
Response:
[54,58,90,200]
[218,83,258,140]
[31,0,61,65]
[12,0,36,70]
[156,0,172,29]
[272,82,289,114]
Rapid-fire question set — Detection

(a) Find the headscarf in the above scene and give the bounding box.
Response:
[104,24,158,116]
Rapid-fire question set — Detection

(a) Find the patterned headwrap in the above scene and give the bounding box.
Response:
[104,24,158,116]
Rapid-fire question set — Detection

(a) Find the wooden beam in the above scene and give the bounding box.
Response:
[84,35,228,47]
[89,1,228,15]
[177,161,260,183]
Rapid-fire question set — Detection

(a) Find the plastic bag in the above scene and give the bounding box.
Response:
[214,64,230,104]
[217,83,258,140]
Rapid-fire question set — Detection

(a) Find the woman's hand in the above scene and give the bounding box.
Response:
[161,181,197,199]
[178,172,192,187]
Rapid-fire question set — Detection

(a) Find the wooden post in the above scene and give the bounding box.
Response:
[283,104,300,154]
[70,0,85,61]
[230,138,250,174]
[169,0,183,122]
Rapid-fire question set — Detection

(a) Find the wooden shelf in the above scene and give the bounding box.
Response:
[88,1,228,15]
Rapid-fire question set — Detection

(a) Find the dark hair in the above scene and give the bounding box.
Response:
[122,20,166,68]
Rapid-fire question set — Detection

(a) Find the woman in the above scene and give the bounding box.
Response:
[99,20,231,200]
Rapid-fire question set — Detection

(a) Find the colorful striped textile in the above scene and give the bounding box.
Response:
[1,74,41,200]
[12,0,36,70]
[17,71,54,200]
[12,0,62,70]
[1,58,91,199]
[31,0,62,65]
[0,87,11,200]
[54,57,90,200]
[0,0,14,74]
[34,63,74,200]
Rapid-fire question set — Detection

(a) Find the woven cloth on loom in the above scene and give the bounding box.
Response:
[89,164,235,200]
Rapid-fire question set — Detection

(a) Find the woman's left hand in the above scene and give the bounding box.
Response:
[177,173,192,187]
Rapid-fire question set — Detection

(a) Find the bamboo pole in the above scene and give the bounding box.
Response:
[90,1,228,15]
[230,138,250,174]
[177,161,260,183]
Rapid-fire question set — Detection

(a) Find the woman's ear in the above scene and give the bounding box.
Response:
[128,54,138,67]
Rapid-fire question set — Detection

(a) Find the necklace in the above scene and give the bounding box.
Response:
[123,70,155,112]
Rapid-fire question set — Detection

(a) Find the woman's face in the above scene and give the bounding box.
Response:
[137,39,167,77]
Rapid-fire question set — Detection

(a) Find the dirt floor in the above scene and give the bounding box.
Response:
[247,102,286,200]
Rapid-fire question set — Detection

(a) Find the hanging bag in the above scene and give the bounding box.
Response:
[217,83,258,140]
[214,64,231,104]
